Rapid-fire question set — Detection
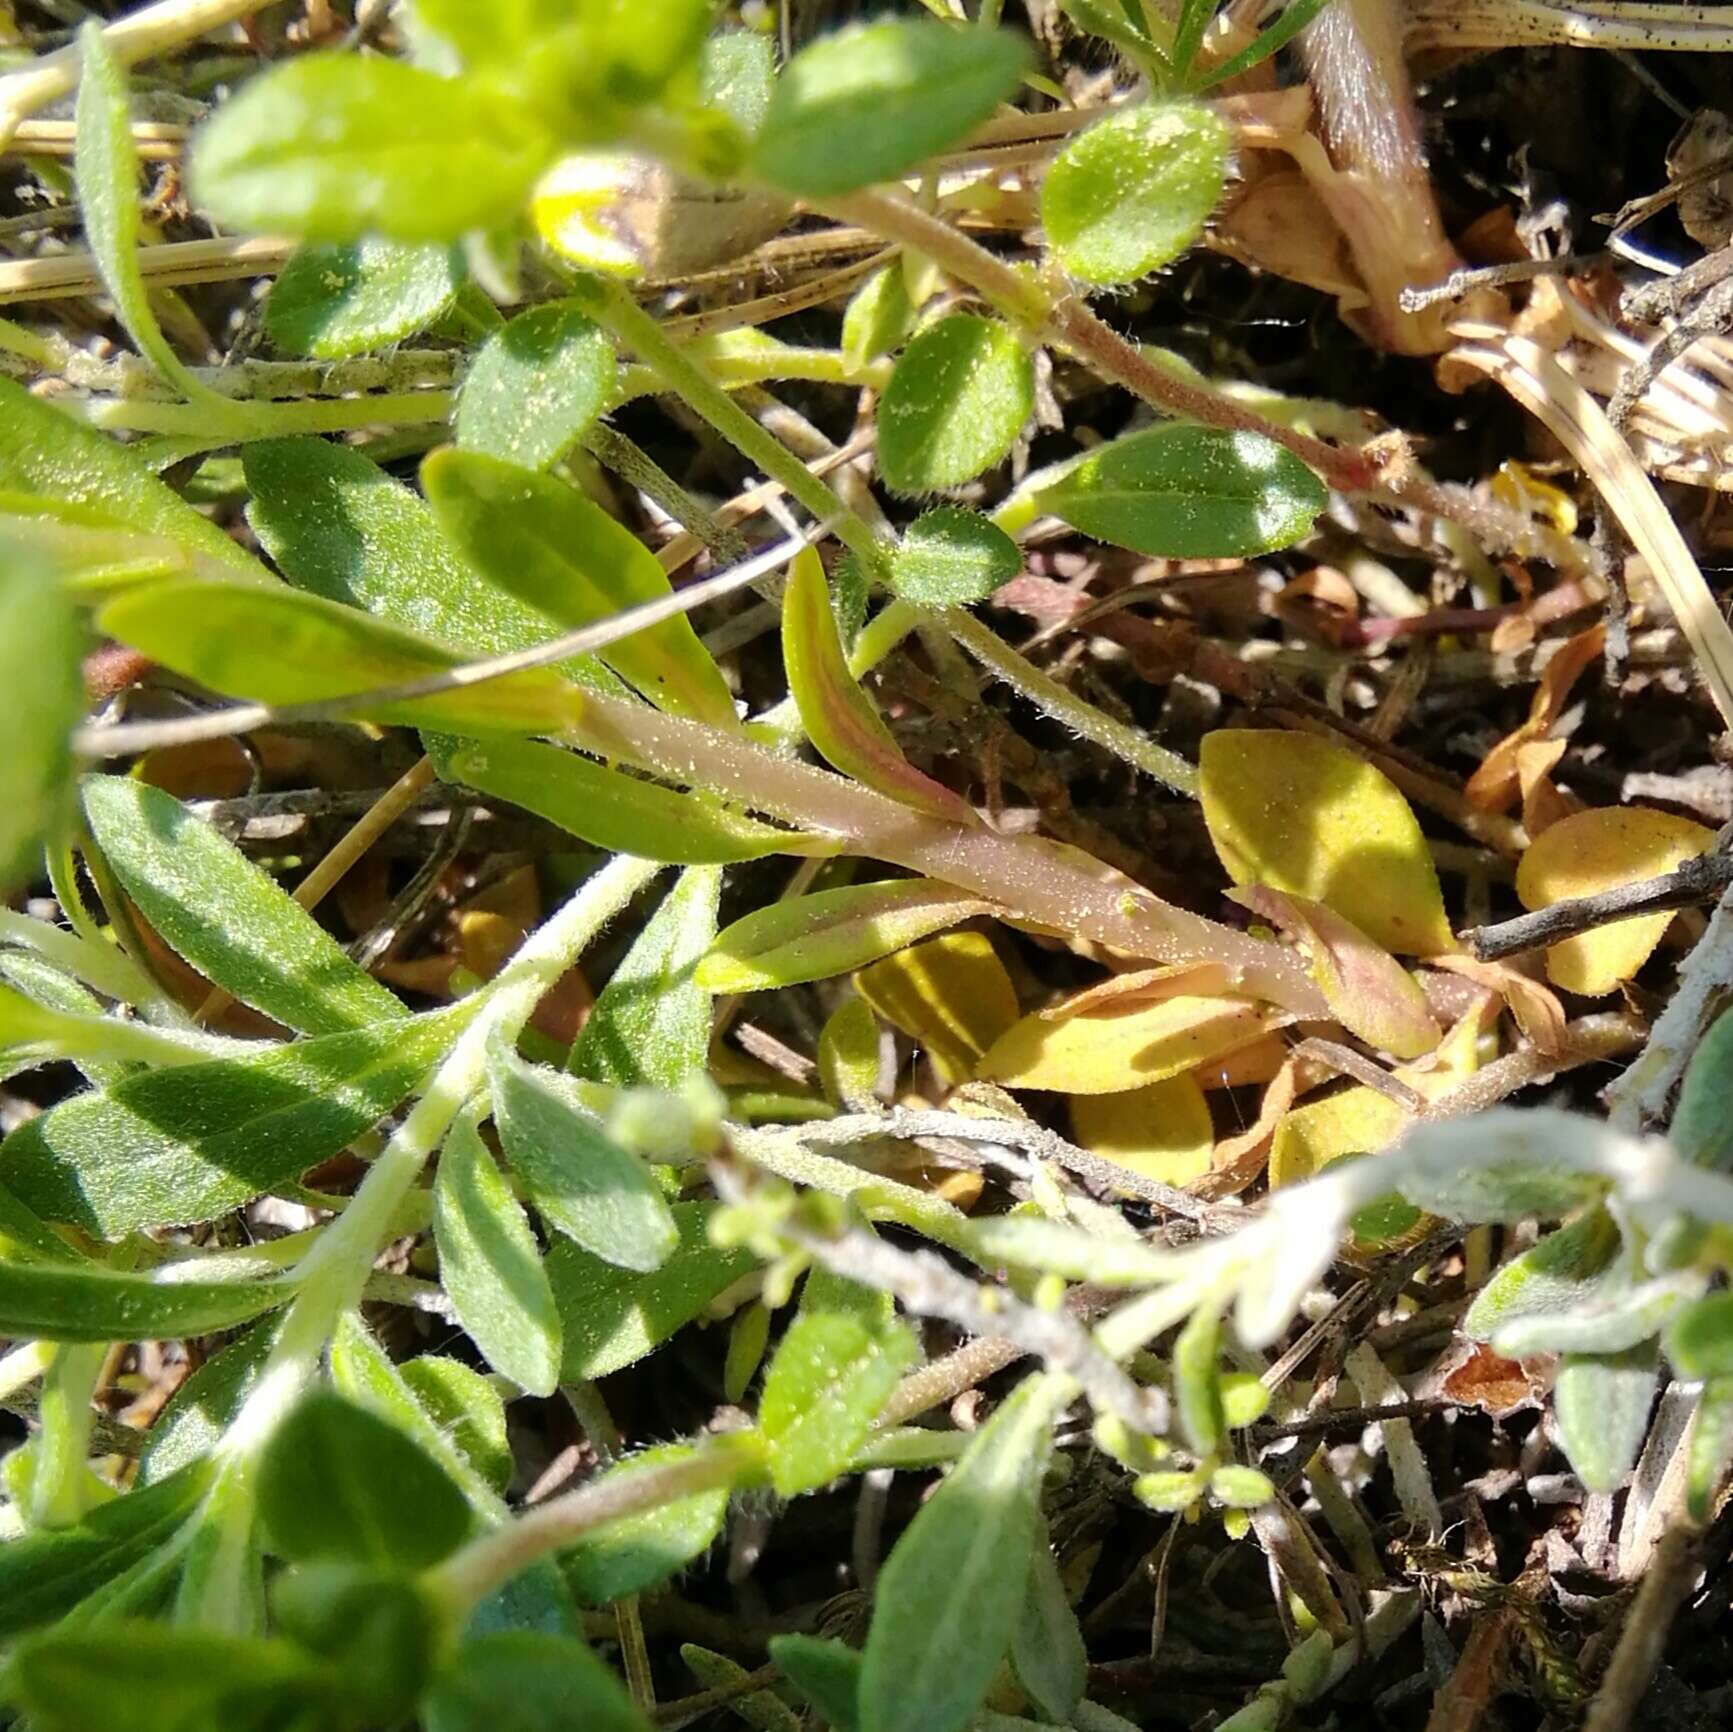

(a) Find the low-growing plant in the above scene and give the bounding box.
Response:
[0,1,1728,1728]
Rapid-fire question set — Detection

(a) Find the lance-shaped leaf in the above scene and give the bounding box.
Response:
[75,23,235,415]
[435,734,827,865]
[0,1260,289,1343]
[489,1040,678,1273]
[189,54,558,243]
[546,1200,755,1381]
[456,300,616,471]
[244,438,616,693]
[404,1357,513,1496]
[860,1375,1059,1732]
[0,378,260,576]
[750,18,1031,199]
[853,931,1020,1086]
[699,879,1003,993]
[433,1113,561,1397]
[1199,730,1453,956]
[1555,1345,1657,1494]
[979,994,1274,1094]
[877,316,1032,496]
[97,575,586,738]
[1010,1515,1087,1726]
[82,775,405,1037]
[1228,886,1439,1059]
[422,447,737,726]
[1041,102,1229,287]
[2,1009,461,1236]
[770,1635,862,1732]
[784,546,976,822]
[561,1443,731,1606]
[140,1319,278,1484]
[1036,425,1325,560]
[265,240,463,359]
[571,866,719,1088]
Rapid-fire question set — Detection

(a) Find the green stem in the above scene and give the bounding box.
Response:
[28,1341,105,1528]
[83,390,455,440]
[568,274,889,579]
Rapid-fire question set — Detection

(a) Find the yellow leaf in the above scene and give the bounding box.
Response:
[1515,806,1716,995]
[1070,1073,1214,1189]
[977,994,1274,1094]
[1198,730,1453,956]
[855,931,1019,1086]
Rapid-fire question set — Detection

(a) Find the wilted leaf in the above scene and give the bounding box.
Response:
[265,240,462,359]
[1069,1072,1214,1188]
[1041,103,1229,286]
[853,931,1019,1087]
[889,507,1021,608]
[455,300,616,471]
[1515,806,1715,995]
[1036,426,1325,559]
[878,315,1032,494]
[978,994,1273,1094]
[1199,730,1453,956]
[699,880,1003,994]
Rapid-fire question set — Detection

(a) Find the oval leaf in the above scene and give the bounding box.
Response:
[1671,1004,1733,1172]
[265,240,462,359]
[456,300,616,471]
[1069,1073,1215,1188]
[1199,730,1453,956]
[1515,806,1715,995]
[1041,102,1229,286]
[1037,425,1326,559]
[889,506,1021,608]
[878,314,1032,495]
[1554,1345,1657,1495]
[853,930,1020,1087]
[424,1631,650,1732]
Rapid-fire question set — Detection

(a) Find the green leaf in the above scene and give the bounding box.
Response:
[570,866,719,1088]
[860,1375,1060,1732]
[491,1039,679,1272]
[97,574,586,737]
[842,265,915,366]
[11,1622,336,1732]
[0,378,260,575]
[1011,1515,1087,1725]
[760,1279,917,1495]
[265,240,462,359]
[0,1259,288,1342]
[434,1112,562,1396]
[82,774,406,1036]
[1670,1005,1733,1171]
[751,20,1030,198]
[546,1200,755,1379]
[410,0,572,67]
[456,300,616,471]
[783,545,977,821]
[1041,102,1229,287]
[189,55,558,243]
[1193,0,1334,91]
[433,734,823,865]
[770,1634,863,1732]
[2,1008,460,1237]
[244,437,614,692]
[1666,1290,1733,1379]
[701,30,778,136]
[561,1443,729,1606]
[426,1631,652,1732]
[878,314,1032,494]
[0,1459,211,1640]
[1554,1345,1656,1495]
[75,23,231,413]
[257,1388,472,1569]
[1172,1304,1225,1457]
[699,879,1001,993]
[889,506,1020,607]
[1687,1373,1733,1523]
[1036,425,1327,558]
[422,447,738,725]
[401,1357,515,1496]
[1056,0,1163,65]
[0,541,82,894]
[138,1319,277,1484]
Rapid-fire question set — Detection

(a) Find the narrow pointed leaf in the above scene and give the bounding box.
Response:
[1010,1516,1087,1725]
[82,774,406,1036]
[456,300,616,471]
[0,1260,289,1342]
[265,240,462,359]
[1554,1345,1657,1494]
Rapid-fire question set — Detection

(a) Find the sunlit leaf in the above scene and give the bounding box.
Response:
[0,1259,288,1343]
[1199,730,1453,956]
[1069,1072,1214,1188]
[1172,1304,1224,1456]
[784,545,977,821]
[1515,806,1715,995]
[978,994,1273,1094]
[843,265,915,365]
[1665,1290,1733,1379]
[265,240,462,359]
[888,507,1021,608]
[1037,426,1326,559]
[699,880,1003,993]
[750,19,1030,198]
[1041,102,1228,286]
[853,931,1019,1086]
[878,315,1032,495]
[455,300,616,471]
